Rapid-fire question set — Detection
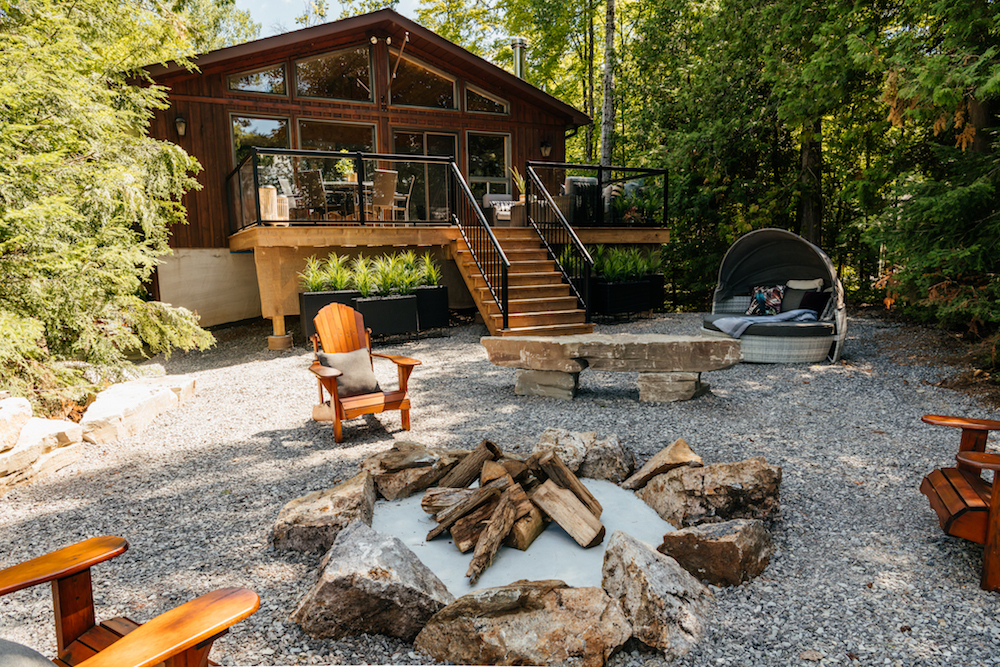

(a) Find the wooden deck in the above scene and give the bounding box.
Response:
[229,224,671,347]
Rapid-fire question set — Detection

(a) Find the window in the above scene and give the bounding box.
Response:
[227,65,287,95]
[231,115,289,165]
[296,46,373,102]
[392,130,457,221]
[466,86,509,114]
[467,132,509,201]
[390,54,456,109]
[298,120,375,152]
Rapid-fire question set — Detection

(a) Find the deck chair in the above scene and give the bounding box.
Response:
[308,302,421,442]
[366,169,398,222]
[392,176,414,222]
[919,414,1000,591]
[0,536,259,666]
[299,170,330,220]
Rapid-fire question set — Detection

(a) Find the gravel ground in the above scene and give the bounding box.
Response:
[2,312,999,667]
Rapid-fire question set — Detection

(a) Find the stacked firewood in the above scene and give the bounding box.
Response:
[420,440,605,584]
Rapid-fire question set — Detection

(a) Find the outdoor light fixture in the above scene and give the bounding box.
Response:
[174,115,187,138]
[370,35,378,44]
[540,140,552,158]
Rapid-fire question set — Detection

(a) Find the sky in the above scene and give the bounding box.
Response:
[236,0,421,38]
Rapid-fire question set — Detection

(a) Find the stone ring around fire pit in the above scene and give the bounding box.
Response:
[480,334,742,401]
[271,429,782,667]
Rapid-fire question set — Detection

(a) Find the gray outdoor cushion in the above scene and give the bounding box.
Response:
[702,313,835,338]
[317,348,381,398]
[0,638,52,667]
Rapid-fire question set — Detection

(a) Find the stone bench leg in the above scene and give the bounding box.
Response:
[638,372,709,402]
[515,370,580,400]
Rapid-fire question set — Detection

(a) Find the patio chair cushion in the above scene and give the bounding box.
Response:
[317,348,381,398]
[799,290,832,314]
[786,278,825,291]
[0,638,52,666]
[703,314,836,338]
[780,287,811,311]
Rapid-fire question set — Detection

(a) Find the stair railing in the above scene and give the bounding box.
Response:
[524,164,594,321]
[448,163,511,330]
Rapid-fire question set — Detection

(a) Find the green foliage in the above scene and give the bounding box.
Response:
[590,245,658,282]
[420,252,443,286]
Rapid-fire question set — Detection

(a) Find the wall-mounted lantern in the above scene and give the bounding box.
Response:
[540,140,552,158]
[174,115,187,138]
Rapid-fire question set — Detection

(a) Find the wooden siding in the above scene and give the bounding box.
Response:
[149,15,584,250]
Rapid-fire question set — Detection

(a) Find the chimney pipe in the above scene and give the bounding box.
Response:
[511,37,528,79]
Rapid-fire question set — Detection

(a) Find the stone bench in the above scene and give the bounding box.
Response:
[481,335,742,401]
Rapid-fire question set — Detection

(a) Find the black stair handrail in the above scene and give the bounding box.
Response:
[524,164,594,320]
[448,162,511,330]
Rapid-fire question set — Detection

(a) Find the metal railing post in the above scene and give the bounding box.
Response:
[251,148,261,226]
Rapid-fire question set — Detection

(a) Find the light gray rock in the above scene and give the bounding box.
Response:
[79,375,195,444]
[578,433,635,484]
[292,521,453,641]
[658,519,775,587]
[621,438,703,490]
[515,369,579,400]
[637,372,710,402]
[0,418,83,490]
[0,397,32,453]
[532,428,591,471]
[272,471,376,553]
[415,580,630,667]
[601,530,711,659]
[637,456,782,528]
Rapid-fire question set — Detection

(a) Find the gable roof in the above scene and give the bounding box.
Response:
[146,9,590,128]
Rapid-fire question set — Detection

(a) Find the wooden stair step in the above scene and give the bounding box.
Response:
[491,309,588,327]
[496,322,595,336]
[469,272,565,287]
[484,296,580,314]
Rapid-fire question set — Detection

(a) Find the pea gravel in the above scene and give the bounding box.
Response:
[1,312,998,667]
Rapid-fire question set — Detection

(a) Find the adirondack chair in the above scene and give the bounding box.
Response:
[919,414,1000,591]
[309,302,421,442]
[0,536,259,666]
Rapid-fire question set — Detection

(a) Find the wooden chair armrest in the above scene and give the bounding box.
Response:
[75,588,259,667]
[371,353,422,367]
[922,415,1000,431]
[309,362,343,379]
[956,451,1000,471]
[0,536,127,597]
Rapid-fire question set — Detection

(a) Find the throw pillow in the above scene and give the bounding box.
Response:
[317,348,381,398]
[799,290,831,314]
[780,287,810,312]
[786,278,824,291]
[746,285,785,316]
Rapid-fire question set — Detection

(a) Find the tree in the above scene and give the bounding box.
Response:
[0,0,216,412]
[599,0,614,166]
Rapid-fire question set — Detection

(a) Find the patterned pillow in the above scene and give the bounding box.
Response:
[746,285,785,316]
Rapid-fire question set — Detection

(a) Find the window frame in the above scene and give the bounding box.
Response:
[464,83,510,115]
[293,44,376,104]
[465,130,511,197]
[296,118,378,152]
[387,50,459,111]
[230,112,291,167]
[226,63,289,97]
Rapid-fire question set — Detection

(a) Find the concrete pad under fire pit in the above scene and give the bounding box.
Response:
[481,334,742,401]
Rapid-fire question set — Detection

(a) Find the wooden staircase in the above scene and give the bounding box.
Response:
[452,227,594,337]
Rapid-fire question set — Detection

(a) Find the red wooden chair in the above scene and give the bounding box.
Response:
[308,302,421,442]
[0,536,259,666]
[919,414,1000,591]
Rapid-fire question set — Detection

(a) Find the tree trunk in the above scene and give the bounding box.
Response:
[585,0,595,162]
[797,118,822,245]
[599,0,615,166]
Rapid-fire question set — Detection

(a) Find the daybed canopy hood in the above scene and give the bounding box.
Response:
[714,228,844,310]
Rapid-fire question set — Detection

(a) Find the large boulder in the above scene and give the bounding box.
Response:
[621,438,702,490]
[272,472,376,553]
[361,442,468,500]
[532,428,635,483]
[0,397,32,453]
[601,531,711,659]
[0,418,83,491]
[293,521,453,641]
[532,428,591,472]
[80,376,195,444]
[637,456,782,528]
[415,580,630,667]
[658,519,775,587]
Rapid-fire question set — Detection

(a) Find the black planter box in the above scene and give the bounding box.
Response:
[643,273,666,312]
[353,294,418,337]
[299,290,362,343]
[591,280,650,316]
[416,285,449,330]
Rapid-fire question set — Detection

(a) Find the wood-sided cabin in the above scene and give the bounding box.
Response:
[145,10,668,345]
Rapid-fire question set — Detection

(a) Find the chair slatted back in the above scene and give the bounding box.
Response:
[314,303,370,354]
[371,169,398,208]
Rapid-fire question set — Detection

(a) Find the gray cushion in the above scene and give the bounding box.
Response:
[702,313,835,338]
[317,348,380,398]
[780,287,811,311]
[0,638,52,667]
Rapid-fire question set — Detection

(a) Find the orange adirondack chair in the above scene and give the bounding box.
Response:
[309,302,421,442]
[919,414,1000,591]
[0,536,259,666]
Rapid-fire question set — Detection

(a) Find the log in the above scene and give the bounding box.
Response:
[467,489,517,583]
[438,440,502,488]
[531,479,605,548]
[427,486,500,540]
[501,458,530,482]
[505,504,547,551]
[480,460,508,485]
[538,451,603,518]
[449,499,499,553]
[421,487,478,515]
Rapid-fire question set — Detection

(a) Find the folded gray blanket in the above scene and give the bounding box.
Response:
[712,309,818,338]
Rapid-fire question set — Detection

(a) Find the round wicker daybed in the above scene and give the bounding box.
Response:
[700,228,847,363]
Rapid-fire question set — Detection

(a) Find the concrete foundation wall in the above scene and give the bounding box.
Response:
[158,249,262,327]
